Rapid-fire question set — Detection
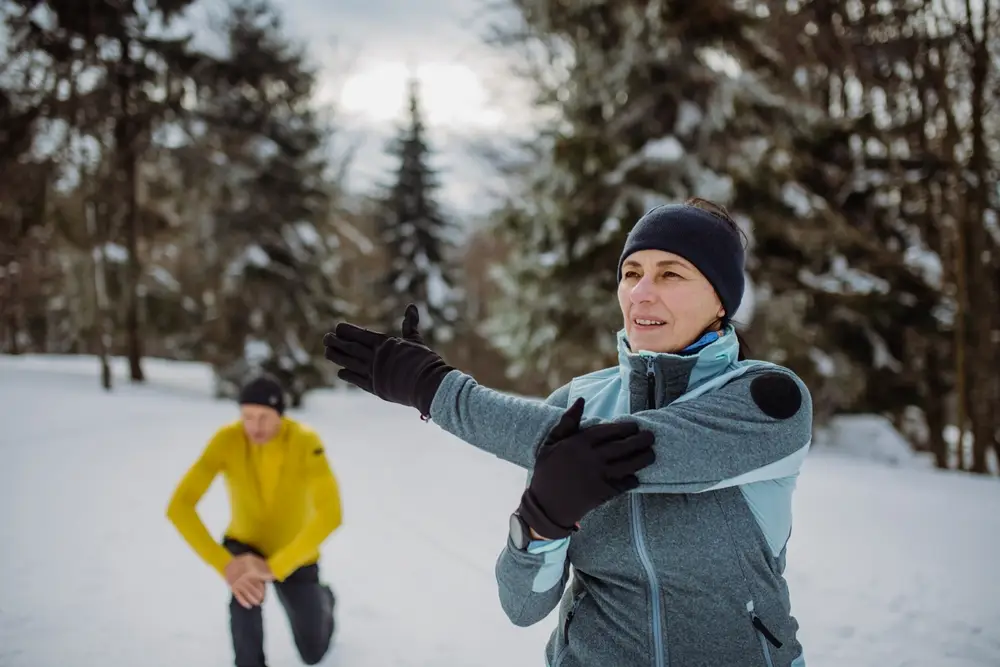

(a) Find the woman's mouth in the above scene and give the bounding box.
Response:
[633,318,666,329]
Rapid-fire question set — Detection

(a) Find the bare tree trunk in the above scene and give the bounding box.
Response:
[963,0,996,474]
[952,188,969,471]
[86,200,113,391]
[116,39,144,383]
[925,343,950,468]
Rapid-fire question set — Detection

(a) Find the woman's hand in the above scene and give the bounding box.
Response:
[518,397,655,539]
[529,523,580,541]
[323,304,454,418]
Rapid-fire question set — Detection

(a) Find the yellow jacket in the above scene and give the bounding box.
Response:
[166,417,342,581]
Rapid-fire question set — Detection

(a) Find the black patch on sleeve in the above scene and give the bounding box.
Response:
[749,373,802,420]
[313,447,324,456]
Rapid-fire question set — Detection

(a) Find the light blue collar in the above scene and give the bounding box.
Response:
[616,325,741,389]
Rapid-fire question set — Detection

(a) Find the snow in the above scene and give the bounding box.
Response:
[2,354,999,667]
[781,182,814,217]
[334,218,375,255]
[93,243,128,263]
[673,102,703,137]
[813,414,932,468]
[903,244,944,289]
[149,266,181,292]
[425,265,452,310]
[639,136,684,163]
[799,255,891,296]
[808,347,837,378]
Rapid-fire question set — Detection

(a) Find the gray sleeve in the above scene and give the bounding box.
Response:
[493,383,572,626]
[617,366,813,492]
[428,372,571,469]
[495,535,571,627]
[428,367,813,491]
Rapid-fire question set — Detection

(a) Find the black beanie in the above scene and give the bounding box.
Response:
[617,204,745,321]
[238,375,285,415]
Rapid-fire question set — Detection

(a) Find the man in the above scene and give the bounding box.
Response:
[166,374,342,667]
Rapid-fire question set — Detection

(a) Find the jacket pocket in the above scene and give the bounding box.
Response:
[552,589,588,667]
[747,600,781,667]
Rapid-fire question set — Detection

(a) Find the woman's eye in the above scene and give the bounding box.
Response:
[624,271,640,279]
[662,271,680,279]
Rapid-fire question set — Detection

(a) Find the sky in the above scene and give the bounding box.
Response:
[0,0,536,216]
[245,0,539,216]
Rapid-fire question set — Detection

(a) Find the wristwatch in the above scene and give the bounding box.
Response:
[509,511,531,550]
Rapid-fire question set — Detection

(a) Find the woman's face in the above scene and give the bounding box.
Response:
[617,249,725,354]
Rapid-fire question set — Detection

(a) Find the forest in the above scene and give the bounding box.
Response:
[1,0,997,473]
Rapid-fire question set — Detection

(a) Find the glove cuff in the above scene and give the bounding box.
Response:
[517,489,576,540]
[414,358,454,418]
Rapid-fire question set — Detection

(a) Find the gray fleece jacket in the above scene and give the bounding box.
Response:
[427,328,811,667]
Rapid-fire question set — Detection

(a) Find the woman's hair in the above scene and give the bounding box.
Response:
[683,197,752,361]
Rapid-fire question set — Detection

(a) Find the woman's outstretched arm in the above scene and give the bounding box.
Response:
[428,367,812,492]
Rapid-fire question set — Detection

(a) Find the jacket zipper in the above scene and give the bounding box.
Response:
[646,361,656,410]
[748,600,780,667]
[552,590,587,667]
[629,359,665,667]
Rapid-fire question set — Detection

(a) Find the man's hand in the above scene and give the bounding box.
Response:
[224,554,274,609]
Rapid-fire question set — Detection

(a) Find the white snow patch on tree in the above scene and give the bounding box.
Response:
[93,243,128,263]
[903,245,943,289]
[641,135,684,162]
[292,221,321,247]
[149,266,180,292]
[799,255,890,295]
[244,339,271,364]
[781,181,813,216]
[335,218,375,255]
[674,101,703,137]
[244,245,270,267]
[809,347,837,377]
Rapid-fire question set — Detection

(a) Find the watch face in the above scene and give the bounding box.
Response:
[509,512,528,549]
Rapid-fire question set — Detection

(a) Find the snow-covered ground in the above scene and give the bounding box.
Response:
[1,354,998,667]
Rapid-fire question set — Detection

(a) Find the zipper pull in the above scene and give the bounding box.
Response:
[747,600,783,648]
[646,359,656,410]
[752,615,783,648]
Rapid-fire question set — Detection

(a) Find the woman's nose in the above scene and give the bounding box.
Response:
[630,275,655,303]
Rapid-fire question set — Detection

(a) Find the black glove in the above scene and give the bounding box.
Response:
[518,397,656,539]
[323,304,453,418]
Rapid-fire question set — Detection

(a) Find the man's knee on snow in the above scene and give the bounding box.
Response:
[296,633,332,666]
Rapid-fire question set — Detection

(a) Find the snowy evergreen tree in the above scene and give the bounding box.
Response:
[189,0,345,406]
[483,0,860,392]
[754,0,998,469]
[375,79,459,346]
[484,0,999,472]
[1,0,216,381]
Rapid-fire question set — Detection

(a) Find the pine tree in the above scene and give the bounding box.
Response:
[375,79,459,347]
[190,0,345,406]
[483,0,858,391]
[1,0,214,382]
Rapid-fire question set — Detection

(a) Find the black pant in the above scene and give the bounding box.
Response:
[224,538,335,667]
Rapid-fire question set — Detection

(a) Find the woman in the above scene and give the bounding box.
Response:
[324,198,812,667]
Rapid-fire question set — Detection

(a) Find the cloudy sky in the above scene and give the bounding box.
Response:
[246,0,539,216]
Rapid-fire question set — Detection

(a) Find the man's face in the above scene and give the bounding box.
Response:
[240,404,283,444]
